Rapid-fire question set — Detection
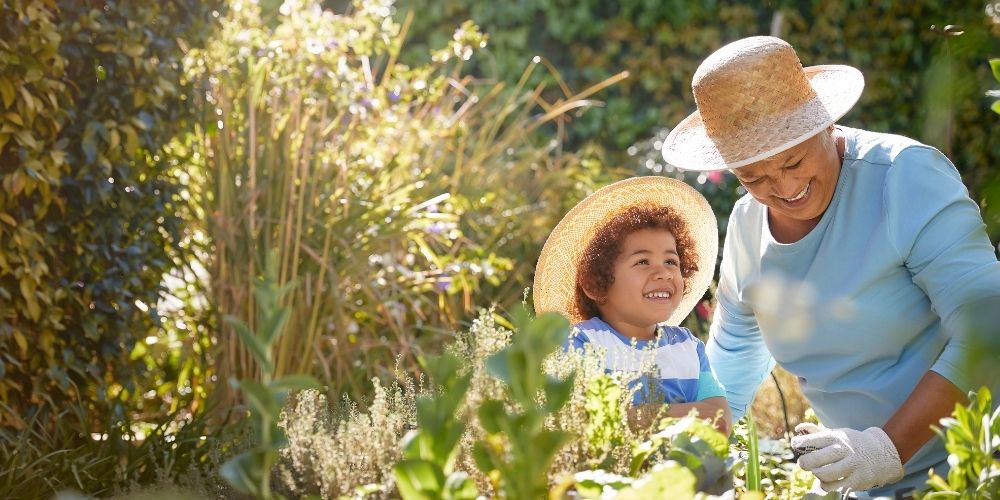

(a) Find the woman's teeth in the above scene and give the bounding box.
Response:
[785,182,810,202]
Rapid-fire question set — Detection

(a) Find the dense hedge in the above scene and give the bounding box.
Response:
[395,0,1000,235]
[0,0,217,431]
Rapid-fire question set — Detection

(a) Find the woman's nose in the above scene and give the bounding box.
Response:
[771,176,799,198]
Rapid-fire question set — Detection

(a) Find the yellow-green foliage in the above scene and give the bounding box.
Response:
[0,2,72,411]
[0,0,217,431]
[182,0,617,400]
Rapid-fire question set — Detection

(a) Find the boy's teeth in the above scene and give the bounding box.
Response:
[645,291,671,298]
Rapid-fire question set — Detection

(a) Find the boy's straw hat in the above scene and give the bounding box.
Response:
[533,176,717,326]
[661,36,864,172]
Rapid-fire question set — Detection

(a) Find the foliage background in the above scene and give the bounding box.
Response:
[393,0,1000,237]
[0,0,219,434]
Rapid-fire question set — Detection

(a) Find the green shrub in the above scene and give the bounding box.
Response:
[181,0,617,400]
[925,387,1000,497]
[0,0,218,434]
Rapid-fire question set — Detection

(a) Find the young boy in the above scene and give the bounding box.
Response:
[533,176,731,434]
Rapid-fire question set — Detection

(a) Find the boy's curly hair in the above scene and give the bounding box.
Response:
[574,205,699,320]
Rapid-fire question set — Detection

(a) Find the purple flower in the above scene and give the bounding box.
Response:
[436,276,451,291]
[388,90,400,103]
[427,222,445,234]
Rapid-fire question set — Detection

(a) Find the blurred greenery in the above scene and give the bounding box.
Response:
[393,0,1000,240]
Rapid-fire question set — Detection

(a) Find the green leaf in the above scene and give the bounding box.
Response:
[0,79,14,108]
[543,374,575,413]
[394,459,445,500]
[220,451,264,495]
[442,472,478,500]
[470,442,497,476]
[477,400,506,434]
[224,315,272,372]
[746,413,761,492]
[240,379,280,422]
[990,59,1000,83]
[259,307,291,346]
[991,100,1000,116]
[616,461,697,499]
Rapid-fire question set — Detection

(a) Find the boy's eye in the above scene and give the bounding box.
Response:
[633,258,649,266]
[666,259,679,266]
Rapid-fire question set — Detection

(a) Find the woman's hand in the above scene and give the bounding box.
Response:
[791,422,903,493]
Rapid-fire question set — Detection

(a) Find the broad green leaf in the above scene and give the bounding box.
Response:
[991,100,1000,116]
[616,461,697,500]
[394,459,445,500]
[470,442,497,475]
[478,400,506,434]
[543,374,575,413]
[990,59,1000,83]
[0,79,14,108]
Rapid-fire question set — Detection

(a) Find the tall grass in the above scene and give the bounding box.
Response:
[181,0,624,399]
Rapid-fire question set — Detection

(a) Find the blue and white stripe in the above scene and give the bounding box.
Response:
[568,317,725,405]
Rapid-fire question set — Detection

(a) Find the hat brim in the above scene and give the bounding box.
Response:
[533,176,718,326]
[661,65,864,172]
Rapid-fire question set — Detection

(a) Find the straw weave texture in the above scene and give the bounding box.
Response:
[662,36,864,172]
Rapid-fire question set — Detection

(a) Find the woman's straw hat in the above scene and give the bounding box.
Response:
[661,36,864,172]
[533,176,717,326]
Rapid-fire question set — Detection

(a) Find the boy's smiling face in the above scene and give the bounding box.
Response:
[586,228,684,340]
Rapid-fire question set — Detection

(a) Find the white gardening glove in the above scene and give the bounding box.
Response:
[790,422,904,493]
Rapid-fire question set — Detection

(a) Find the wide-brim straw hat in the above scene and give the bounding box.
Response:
[533,176,718,326]
[661,36,864,172]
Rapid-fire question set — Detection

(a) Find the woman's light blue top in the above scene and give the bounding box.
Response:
[570,317,725,405]
[707,126,1000,496]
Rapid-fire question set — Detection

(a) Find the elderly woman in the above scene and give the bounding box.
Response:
[661,36,1000,498]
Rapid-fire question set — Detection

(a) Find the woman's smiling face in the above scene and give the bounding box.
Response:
[732,129,842,226]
